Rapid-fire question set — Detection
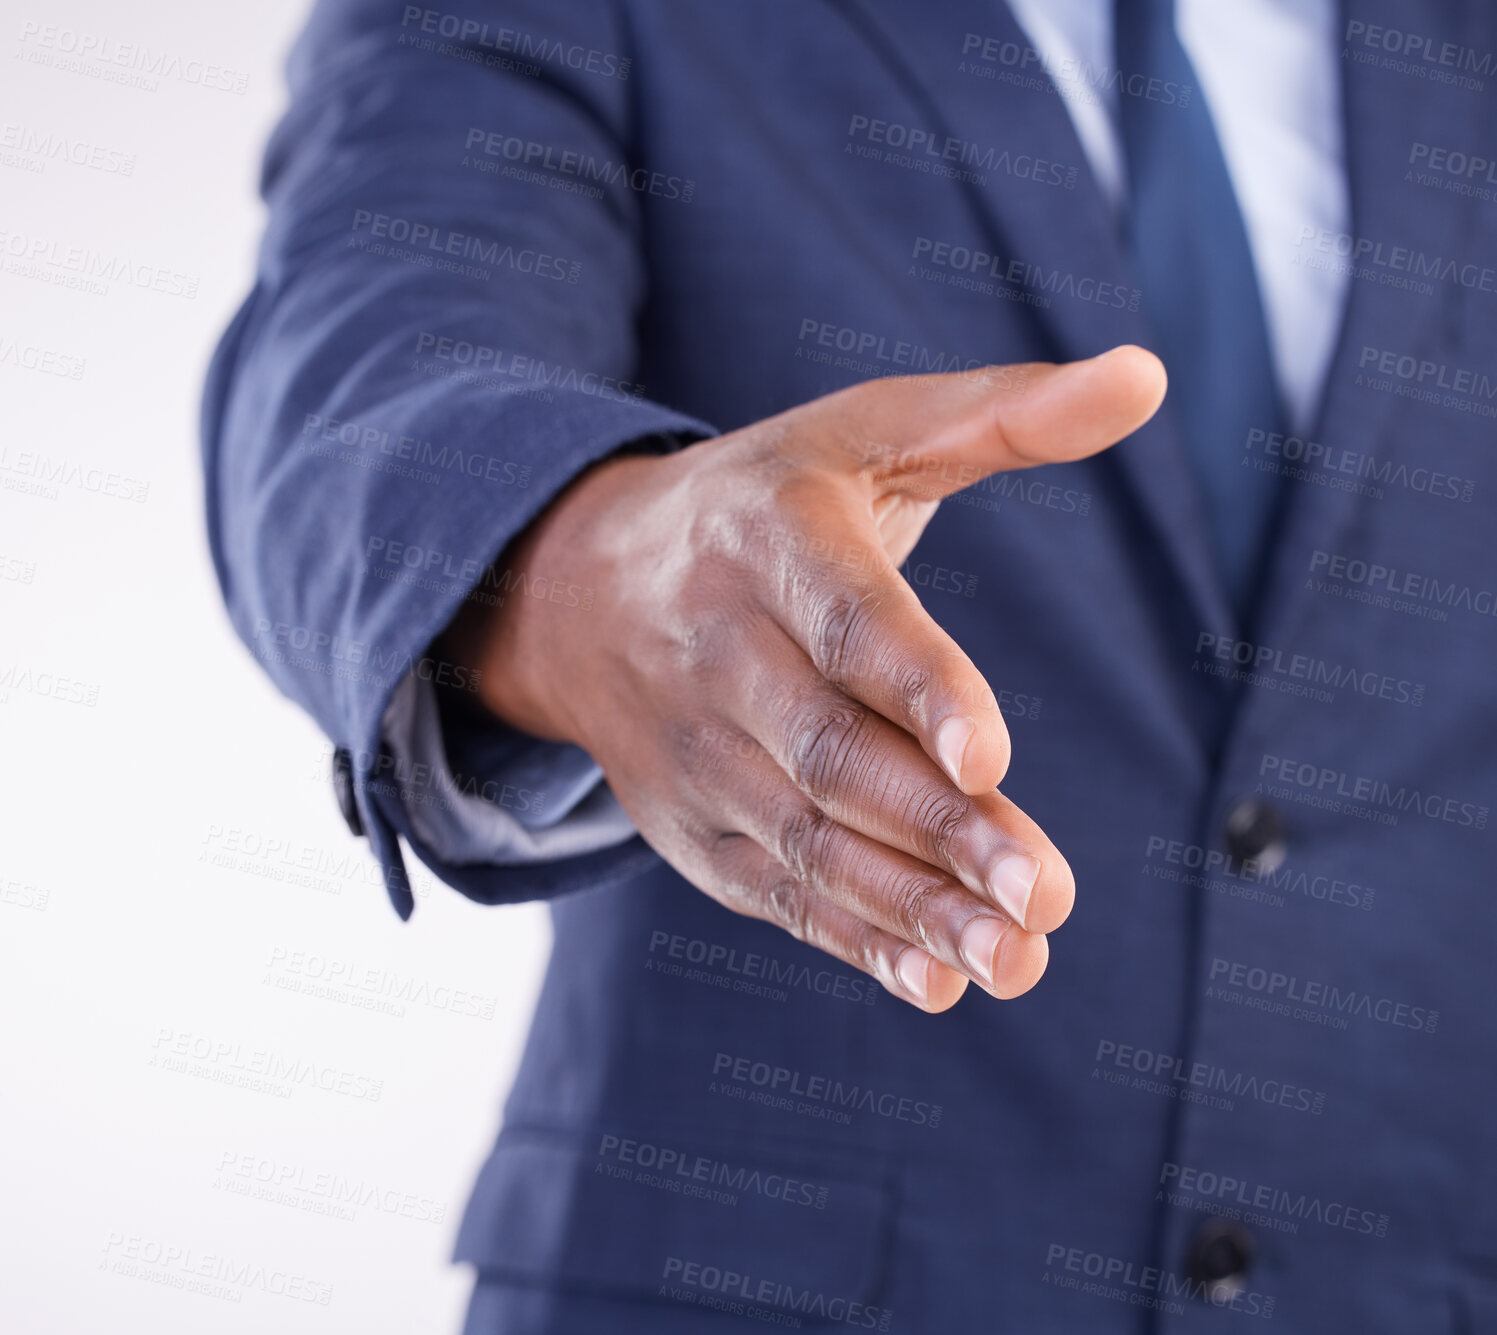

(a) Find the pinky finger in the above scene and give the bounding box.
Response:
[711,832,969,1012]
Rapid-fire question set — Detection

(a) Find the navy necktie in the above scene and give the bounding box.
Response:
[1114,0,1286,616]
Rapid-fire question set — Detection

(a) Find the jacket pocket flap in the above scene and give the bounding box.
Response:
[455,1126,892,1323]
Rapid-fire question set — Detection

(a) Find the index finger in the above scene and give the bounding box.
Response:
[759,530,1012,794]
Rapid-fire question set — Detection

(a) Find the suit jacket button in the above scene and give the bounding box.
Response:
[1186,1217,1255,1301]
[332,746,364,837]
[1225,797,1286,870]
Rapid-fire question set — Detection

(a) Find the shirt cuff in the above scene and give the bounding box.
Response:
[379,670,638,867]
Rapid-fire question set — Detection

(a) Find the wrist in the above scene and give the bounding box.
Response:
[438,449,661,745]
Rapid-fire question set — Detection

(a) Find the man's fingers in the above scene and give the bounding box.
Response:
[711,832,969,1012]
[800,344,1166,500]
[731,644,1073,933]
[713,749,1051,1000]
[757,541,1011,795]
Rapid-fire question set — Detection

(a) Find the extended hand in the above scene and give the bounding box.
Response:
[444,347,1166,1010]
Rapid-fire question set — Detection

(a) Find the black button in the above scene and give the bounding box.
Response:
[1224,798,1286,871]
[332,746,364,837]
[1186,1217,1254,1302]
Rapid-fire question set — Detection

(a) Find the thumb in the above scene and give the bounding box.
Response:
[864,344,1167,501]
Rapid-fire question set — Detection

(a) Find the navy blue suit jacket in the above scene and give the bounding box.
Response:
[204,1,1497,1329]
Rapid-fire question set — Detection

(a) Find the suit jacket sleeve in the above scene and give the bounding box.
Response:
[201,0,715,918]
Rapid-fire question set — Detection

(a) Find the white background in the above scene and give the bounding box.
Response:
[0,2,552,1330]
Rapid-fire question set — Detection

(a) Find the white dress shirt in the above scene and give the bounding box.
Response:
[1006,0,1350,432]
[382,0,1352,867]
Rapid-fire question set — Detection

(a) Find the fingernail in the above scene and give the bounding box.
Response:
[959,915,1009,993]
[935,716,974,787]
[894,948,930,1007]
[986,854,1041,928]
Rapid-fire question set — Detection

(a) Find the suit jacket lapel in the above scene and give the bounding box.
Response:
[1251,0,1495,651]
[829,0,1236,634]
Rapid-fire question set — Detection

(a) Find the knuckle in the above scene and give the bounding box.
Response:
[832,917,883,981]
[891,657,937,724]
[809,585,872,685]
[674,808,721,854]
[849,926,886,980]
[673,718,754,790]
[667,718,708,774]
[764,875,811,943]
[762,462,818,514]
[776,801,837,882]
[707,834,761,912]
[742,468,819,552]
[882,869,944,949]
[672,608,734,678]
[668,717,729,783]
[747,417,796,469]
[785,700,867,798]
[908,786,973,864]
